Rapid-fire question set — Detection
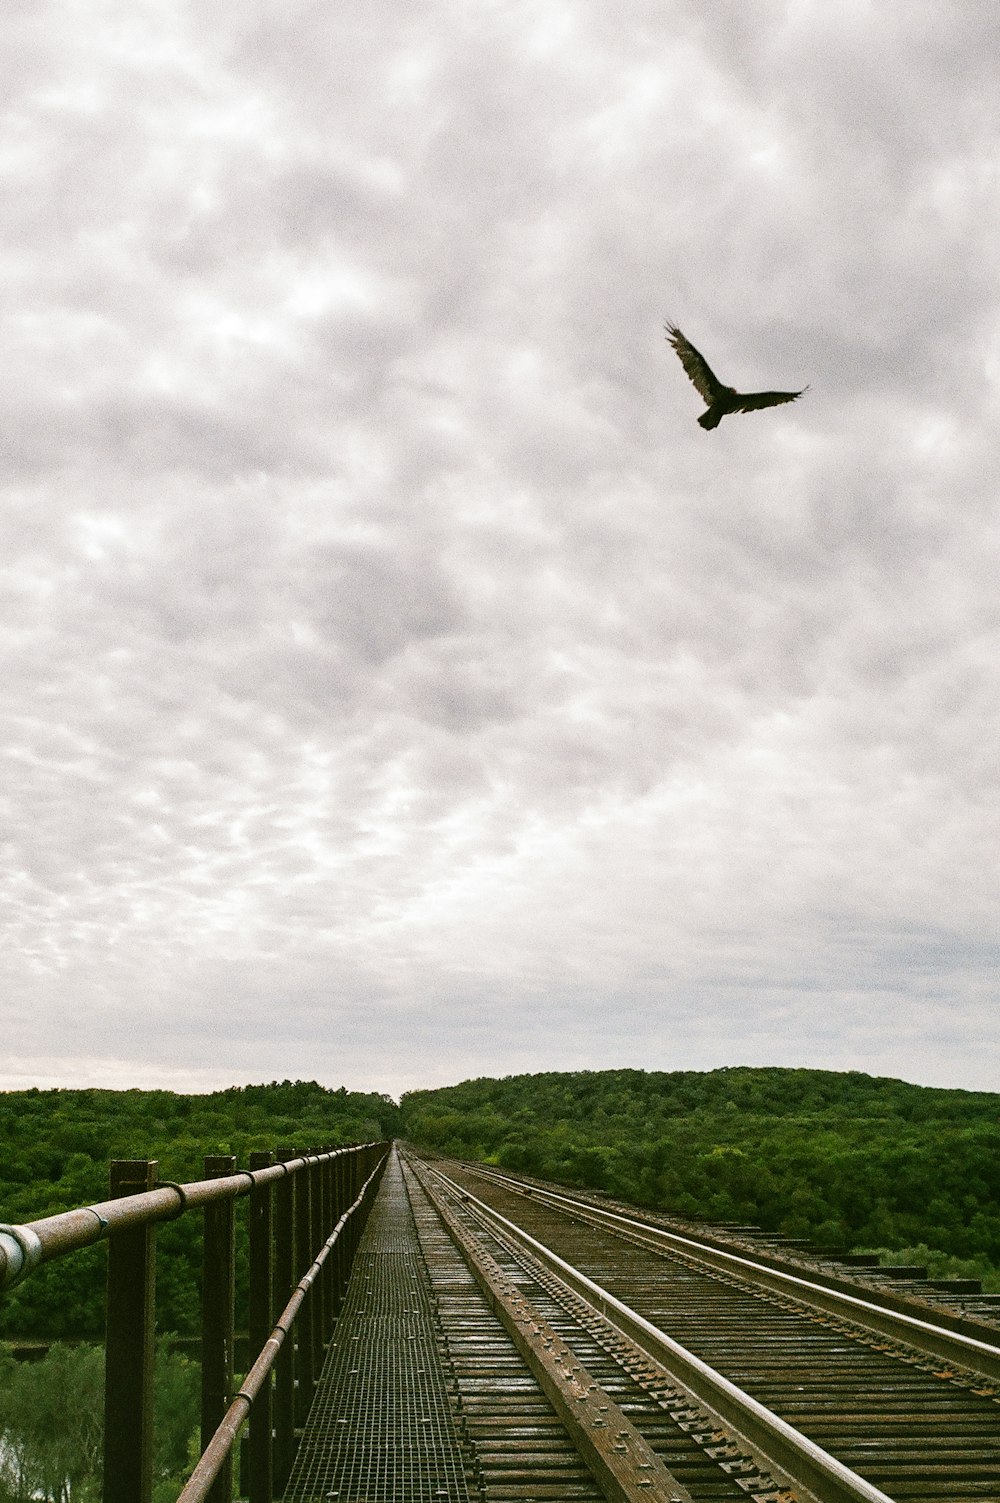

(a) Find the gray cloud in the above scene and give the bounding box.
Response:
[1,0,998,1098]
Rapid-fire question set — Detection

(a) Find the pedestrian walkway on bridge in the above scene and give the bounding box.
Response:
[281,1148,472,1503]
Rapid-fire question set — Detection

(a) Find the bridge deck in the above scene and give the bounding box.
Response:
[281,1149,471,1503]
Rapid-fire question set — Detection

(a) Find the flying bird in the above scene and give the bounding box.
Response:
[665,322,807,430]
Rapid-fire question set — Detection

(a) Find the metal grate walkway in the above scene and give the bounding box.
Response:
[281,1148,472,1503]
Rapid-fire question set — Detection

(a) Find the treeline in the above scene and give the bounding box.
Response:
[400,1067,1000,1284]
[3,1068,999,1343]
[0,1340,197,1503]
[0,1080,399,1339]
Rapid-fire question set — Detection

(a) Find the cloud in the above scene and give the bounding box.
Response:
[1,0,999,1099]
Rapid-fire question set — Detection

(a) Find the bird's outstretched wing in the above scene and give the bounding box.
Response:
[732,387,808,412]
[666,320,808,428]
[664,322,726,403]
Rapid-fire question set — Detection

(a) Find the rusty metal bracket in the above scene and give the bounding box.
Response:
[87,1208,110,1236]
[154,1181,189,1220]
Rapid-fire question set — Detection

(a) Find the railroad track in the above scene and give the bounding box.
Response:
[398,1147,1000,1503]
[471,1170,1000,1344]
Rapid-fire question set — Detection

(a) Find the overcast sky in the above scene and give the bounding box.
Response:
[2,0,999,1102]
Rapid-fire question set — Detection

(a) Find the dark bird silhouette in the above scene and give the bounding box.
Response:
[665,322,807,430]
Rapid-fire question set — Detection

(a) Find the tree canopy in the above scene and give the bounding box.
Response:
[2,1067,997,1340]
[400,1066,1000,1284]
[0,1080,398,1338]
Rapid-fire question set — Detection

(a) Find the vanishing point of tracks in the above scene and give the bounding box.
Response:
[398,1147,1000,1503]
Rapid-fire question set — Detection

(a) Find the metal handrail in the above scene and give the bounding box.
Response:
[1,1139,393,1503]
[0,1143,378,1290]
[176,1153,386,1502]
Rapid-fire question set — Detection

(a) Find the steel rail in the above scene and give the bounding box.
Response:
[417,1157,896,1503]
[0,1143,382,1291]
[457,1162,1000,1382]
[404,1154,698,1503]
[175,1149,389,1503]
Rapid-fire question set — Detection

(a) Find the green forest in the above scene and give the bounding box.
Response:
[0,1340,197,1503]
[402,1066,1000,1288]
[0,1079,399,1339]
[1,1066,997,1345]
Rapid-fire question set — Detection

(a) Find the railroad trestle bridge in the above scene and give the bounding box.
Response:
[2,1140,999,1503]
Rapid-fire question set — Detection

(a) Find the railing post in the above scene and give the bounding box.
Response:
[320,1150,334,1333]
[329,1152,342,1310]
[293,1157,314,1425]
[248,1150,273,1503]
[272,1149,296,1495]
[337,1151,350,1302]
[309,1152,325,1380]
[347,1148,362,1263]
[103,1159,157,1503]
[201,1154,236,1503]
